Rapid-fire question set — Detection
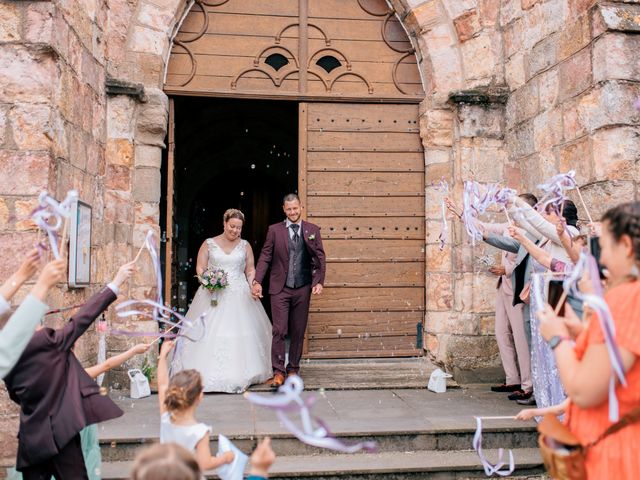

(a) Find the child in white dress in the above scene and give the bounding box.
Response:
[158,340,234,470]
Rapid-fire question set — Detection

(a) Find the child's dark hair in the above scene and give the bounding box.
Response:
[602,202,640,262]
[131,443,201,480]
[164,369,203,412]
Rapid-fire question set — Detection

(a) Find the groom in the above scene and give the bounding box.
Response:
[252,193,326,388]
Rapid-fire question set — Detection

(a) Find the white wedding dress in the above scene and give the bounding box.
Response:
[171,238,272,393]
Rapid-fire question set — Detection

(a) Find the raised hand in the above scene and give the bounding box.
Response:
[17,248,41,282]
[444,197,462,218]
[489,265,506,277]
[508,225,522,241]
[112,260,137,289]
[31,259,66,301]
[159,339,175,358]
[132,343,151,355]
[515,408,540,421]
[249,437,276,478]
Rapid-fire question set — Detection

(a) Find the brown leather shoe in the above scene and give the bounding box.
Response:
[270,373,285,388]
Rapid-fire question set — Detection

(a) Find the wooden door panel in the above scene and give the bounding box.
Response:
[311,287,424,312]
[312,217,424,239]
[323,239,425,261]
[307,151,423,172]
[307,311,422,336]
[302,102,424,358]
[324,262,424,287]
[307,196,424,217]
[308,171,424,195]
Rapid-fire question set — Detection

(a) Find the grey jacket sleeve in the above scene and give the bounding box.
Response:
[0,294,49,378]
[484,233,521,254]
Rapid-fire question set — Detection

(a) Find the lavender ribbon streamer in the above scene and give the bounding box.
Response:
[562,252,627,421]
[462,182,516,245]
[245,376,377,454]
[473,417,515,477]
[31,190,78,259]
[536,171,576,213]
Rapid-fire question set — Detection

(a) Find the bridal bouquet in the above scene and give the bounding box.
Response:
[199,267,228,306]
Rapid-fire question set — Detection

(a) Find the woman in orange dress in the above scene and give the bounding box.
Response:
[538,202,640,479]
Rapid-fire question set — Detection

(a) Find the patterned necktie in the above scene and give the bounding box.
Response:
[290,224,300,243]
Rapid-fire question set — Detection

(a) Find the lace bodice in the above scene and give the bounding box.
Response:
[206,238,249,294]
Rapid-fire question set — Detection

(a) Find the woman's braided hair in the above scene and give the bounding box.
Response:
[602,202,640,263]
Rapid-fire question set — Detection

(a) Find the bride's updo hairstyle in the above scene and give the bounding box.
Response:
[164,369,203,412]
[224,208,245,224]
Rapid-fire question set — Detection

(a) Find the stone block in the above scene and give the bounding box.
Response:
[562,99,586,141]
[404,0,441,34]
[425,161,452,184]
[134,144,162,168]
[559,47,592,101]
[443,333,500,371]
[426,243,452,272]
[426,311,477,335]
[454,10,481,42]
[592,127,640,182]
[137,1,175,31]
[421,109,454,147]
[506,120,534,158]
[457,104,504,139]
[106,138,134,167]
[0,151,52,196]
[506,78,539,127]
[134,201,160,225]
[15,199,38,231]
[578,180,636,219]
[425,273,453,311]
[558,137,592,185]
[135,88,169,147]
[520,150,558,191]
[106,164,132,191]
[25,2,54,44]
[129,25,166,56]
[593,33,640,83]
[0,198,8,230]
[442,0,476,20]
[528,33,558,78]
[521,0,542,10]
[460,34,494,82]
[594,3,640,34]
[424,147,451,166]
[104,189,133,223]
[478,0,500,27]
[558,13,591,61]
[133,167,161,203]
[0,232,39,280]
[500,0,523,27]
[523,0,566,51]
[503,18,523,59]
[0,45,56,104]
[8,103,53,150]
[533,108,562,151]
[538,67,559,111]
[569,0,596,20]
[458,139,507,184]
[505,52,526,90]
[107,95,136,140]
[577,81,640,132]
[425,185,446,220]
[0,3,21,42]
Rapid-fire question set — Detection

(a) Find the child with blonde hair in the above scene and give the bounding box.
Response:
[158,340,234,471]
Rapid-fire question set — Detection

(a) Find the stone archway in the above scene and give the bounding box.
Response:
[106,0,509,376]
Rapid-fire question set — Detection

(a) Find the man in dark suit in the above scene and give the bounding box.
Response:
[4,261,136,479]
[252,193,326,388]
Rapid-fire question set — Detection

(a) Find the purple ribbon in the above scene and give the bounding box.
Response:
[562,252,627,421]
[462,182,516,245]
[536,171,576,214]
[245,376,377,454]
[31,190,78,259]
[473,417,515,476]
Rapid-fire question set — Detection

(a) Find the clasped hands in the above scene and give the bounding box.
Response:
[251,282,323,299]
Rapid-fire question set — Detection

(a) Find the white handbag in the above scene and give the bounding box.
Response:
[427,368,452,393]
[128,368,151,399]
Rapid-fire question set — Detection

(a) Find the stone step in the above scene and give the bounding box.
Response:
[100,423,537,462]
[101,448,544,479]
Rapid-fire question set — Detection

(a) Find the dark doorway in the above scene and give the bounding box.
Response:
[163,97,298,315]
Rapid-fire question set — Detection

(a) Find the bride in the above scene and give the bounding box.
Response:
[171,208,272,393]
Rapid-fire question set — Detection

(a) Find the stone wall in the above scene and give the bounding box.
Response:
[1,0,639,469]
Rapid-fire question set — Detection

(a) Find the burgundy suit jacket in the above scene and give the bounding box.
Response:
[255,220,326,295]
[4,287,123,469]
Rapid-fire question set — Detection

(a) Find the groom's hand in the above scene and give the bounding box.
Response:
[312,284,323,295]
[252,282,263,299]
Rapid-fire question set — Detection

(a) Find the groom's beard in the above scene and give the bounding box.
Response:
[287,214,301,223]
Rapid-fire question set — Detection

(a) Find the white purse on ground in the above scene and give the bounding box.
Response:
[427,368,452,393]
[128,368,151,399]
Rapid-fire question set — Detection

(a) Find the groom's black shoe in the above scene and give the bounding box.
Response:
[270,373,285,389]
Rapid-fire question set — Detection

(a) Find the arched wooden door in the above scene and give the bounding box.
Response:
[165,0,425,358]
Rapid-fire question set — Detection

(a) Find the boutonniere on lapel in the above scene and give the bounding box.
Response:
[308,233,316,241]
